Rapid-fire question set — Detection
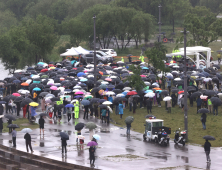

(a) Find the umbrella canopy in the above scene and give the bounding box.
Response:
[4,114,16,121]
[81,100,91,106]
[204,90,217,96]
[75,123,85,130]
[39,92,49,97]
[60,132,69,140]
[102,101,112,105]
[191,91,202,98]
[87,141,98,146]
[77,135,85,139]
[203,135,215,141]
[127,91,137,95]
[198,108,209,113]
[12,93,20,97]
[145,115,156,118]
[29,102,39,107]
[85,122,97,130]
[163,96,172,101]
[210,97,222,106]
[125,116,134,124]
[7,124,19,128]
[14,96,24,103]
[21,128,32,133]
[65,104,74,107]
[93,134,101,140]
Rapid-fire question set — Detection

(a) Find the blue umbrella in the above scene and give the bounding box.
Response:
[64,89,72,92]
[74,95,83,99]
[155,90,162,93]
[142,67,149,70]
[13,80,21,84]
[65,104,74,107]
[122,92,127,96]
[166,76,173,79]
[27,67,34,70]
[33,87,41,91]
[202,72,209,77]
[81,100,90,106]
[77,72,86,77]
[144,90,153,93]
[37,62,45,65]
[80,78,88,82]
[33,81,40,84]
[21,77,28,81]
[98,99,106,103]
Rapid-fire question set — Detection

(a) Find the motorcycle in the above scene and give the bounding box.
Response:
[174,128,186,146]
[155,129,169,146]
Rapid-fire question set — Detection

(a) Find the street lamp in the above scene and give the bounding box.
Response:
[181,28,189,140]
[158,4,162,42]
[93,15,97,86]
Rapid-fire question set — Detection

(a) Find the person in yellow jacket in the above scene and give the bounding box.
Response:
[74,101,79,119]
[139,55,144,62]
[121,57,124,62]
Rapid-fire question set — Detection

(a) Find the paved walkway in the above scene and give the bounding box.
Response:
[1,111,222,170]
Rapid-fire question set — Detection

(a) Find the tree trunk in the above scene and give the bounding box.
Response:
[173,18,174,33]
[98,37,103,49]
[134,36,139,49]
[115,36,119,49]
[124,37,131,49]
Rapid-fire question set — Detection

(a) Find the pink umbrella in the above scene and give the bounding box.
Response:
[12,93,20,97]
[75,91,84,95]
[140,75,146,77]
[50,86,57,90]
[60,77,65,81]
[45,98,52,103]
[105,78,112,82]
[200,95,208,100]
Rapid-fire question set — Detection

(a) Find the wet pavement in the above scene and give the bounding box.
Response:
[0,112,222,170]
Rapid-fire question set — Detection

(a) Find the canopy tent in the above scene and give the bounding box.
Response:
[60,46,89,56]
[179,46,211,68]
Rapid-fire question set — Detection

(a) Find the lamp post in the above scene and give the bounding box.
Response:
[158,4,162,42]
[182,28,189,140]
[93,15,97,86]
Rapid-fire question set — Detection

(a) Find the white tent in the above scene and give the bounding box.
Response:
[60,46,89,56]
[179,46,211,68]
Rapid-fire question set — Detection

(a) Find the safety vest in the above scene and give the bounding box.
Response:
[74,102,79,112]
[139,56,144,62]
[121,57,124,62]
[33,92,37,99]
[56,98,63,105]
[208,99,212,105]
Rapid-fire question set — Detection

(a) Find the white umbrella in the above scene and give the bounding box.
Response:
[77,135,85,139]
[32,75,40,79]
[107,106,113,113]
[71,99,78,103]
[26,79,32,84]
[21,128,32,133]
[163,96,172,101]
[203,78,212,82]
[19,90,30,95]
[116,94,125,97]
[14,69,23,73]
[57,87,65,91]
[167,73,173,77]
[144,82,151,86]
[73,85,81,89]
[123,87,131,91]
[101,81,109,85]
[145,92,155,98]
[102,101,112,105]
[173,66,179,68]
[87,75,94,78]
[174,78,182,81]
[157,74,163,78]
[106,91,115,96]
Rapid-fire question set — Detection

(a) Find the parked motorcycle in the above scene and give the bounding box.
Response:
[174,128,186,146]
[155,129,169,146]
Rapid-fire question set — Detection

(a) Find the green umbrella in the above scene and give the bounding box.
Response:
[41,75,49,78]
[100,84,107,89]
[84,96,93,100]
[85,122,97,130]
[125,116,134,124]
[143,86,149,90]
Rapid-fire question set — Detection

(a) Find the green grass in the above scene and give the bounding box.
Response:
[3,118,39,133]
[110,100,222,147]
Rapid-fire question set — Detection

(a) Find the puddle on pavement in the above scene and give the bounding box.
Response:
[101,154,147,162]
[144,152,171,160]
[125,147,135,152]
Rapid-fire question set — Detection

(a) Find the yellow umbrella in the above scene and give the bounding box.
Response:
[29,102,39,107]
[50,67,56,69]
[190,76,197,79]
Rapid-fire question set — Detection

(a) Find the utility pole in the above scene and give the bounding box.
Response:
[182,28,188,140]
[93,15,97,86]
[158,4,162,42]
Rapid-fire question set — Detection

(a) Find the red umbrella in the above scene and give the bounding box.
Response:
[40,69,48,72]
[127,91,137,95]
[48,64,54,67]
[165,63,170,65]
[72,68,78,70]
[178,91,184,94]
[12,93,21,97]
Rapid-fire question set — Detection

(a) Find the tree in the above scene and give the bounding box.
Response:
[166,0,191,33]
[0,10,18,34]
[125,65,145,92]
[145,42,168,72]
[22,15,59,63]
[199,0,222,14]
[184,6,220,46]
[189,0,200,7]
[62,17,88,47]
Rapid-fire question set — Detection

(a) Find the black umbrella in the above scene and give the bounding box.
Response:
[37,113,48,117]
[113,97,127,104]
[210,97,222,106]
[99,104,107,109]
[203,135,215,141]
[190,91,202,98]
[50,97,61,102]
[60,132,69,140]
[4,114,16,121]
[39,92,49,97]
[56,104,64,109]
[21,98,33,107]
[8,95,17,100]
[91,87,101,93]
[204,90,217,96]
[0,101,6,104]
[14,96,24,103]
[160,90,169,96]
[198,108,209,114]
[90,98,100,104]
[132,95,140,98]
[187,86,197,92]
[145,115,155,118]
[171,89,179,93]
[75,123,85,130]
[113,89,122,94]
[7,124,19,128]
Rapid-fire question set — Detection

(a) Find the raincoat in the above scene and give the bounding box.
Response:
[121,57,124,62]
[139,55,144,62]
[30,106,37,117]
[119,104,123,115]
[74,101,79,118]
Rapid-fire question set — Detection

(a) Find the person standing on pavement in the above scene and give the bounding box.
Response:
[61,137,67,154]
[67,107,72,122]
[12,128,16,147]
[24,132,33,153]
[38,116,45,135]
[83,105,89,119]
[204,140,211,163]
[126,123,131,136]
[63,97,68,115]
[89,146,95,167]
[201,112,206,130]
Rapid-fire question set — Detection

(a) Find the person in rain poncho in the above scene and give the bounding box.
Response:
[213,84,218,92]
[74,101,79,119]
[30,106,37,120]
[119,102,124,119]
